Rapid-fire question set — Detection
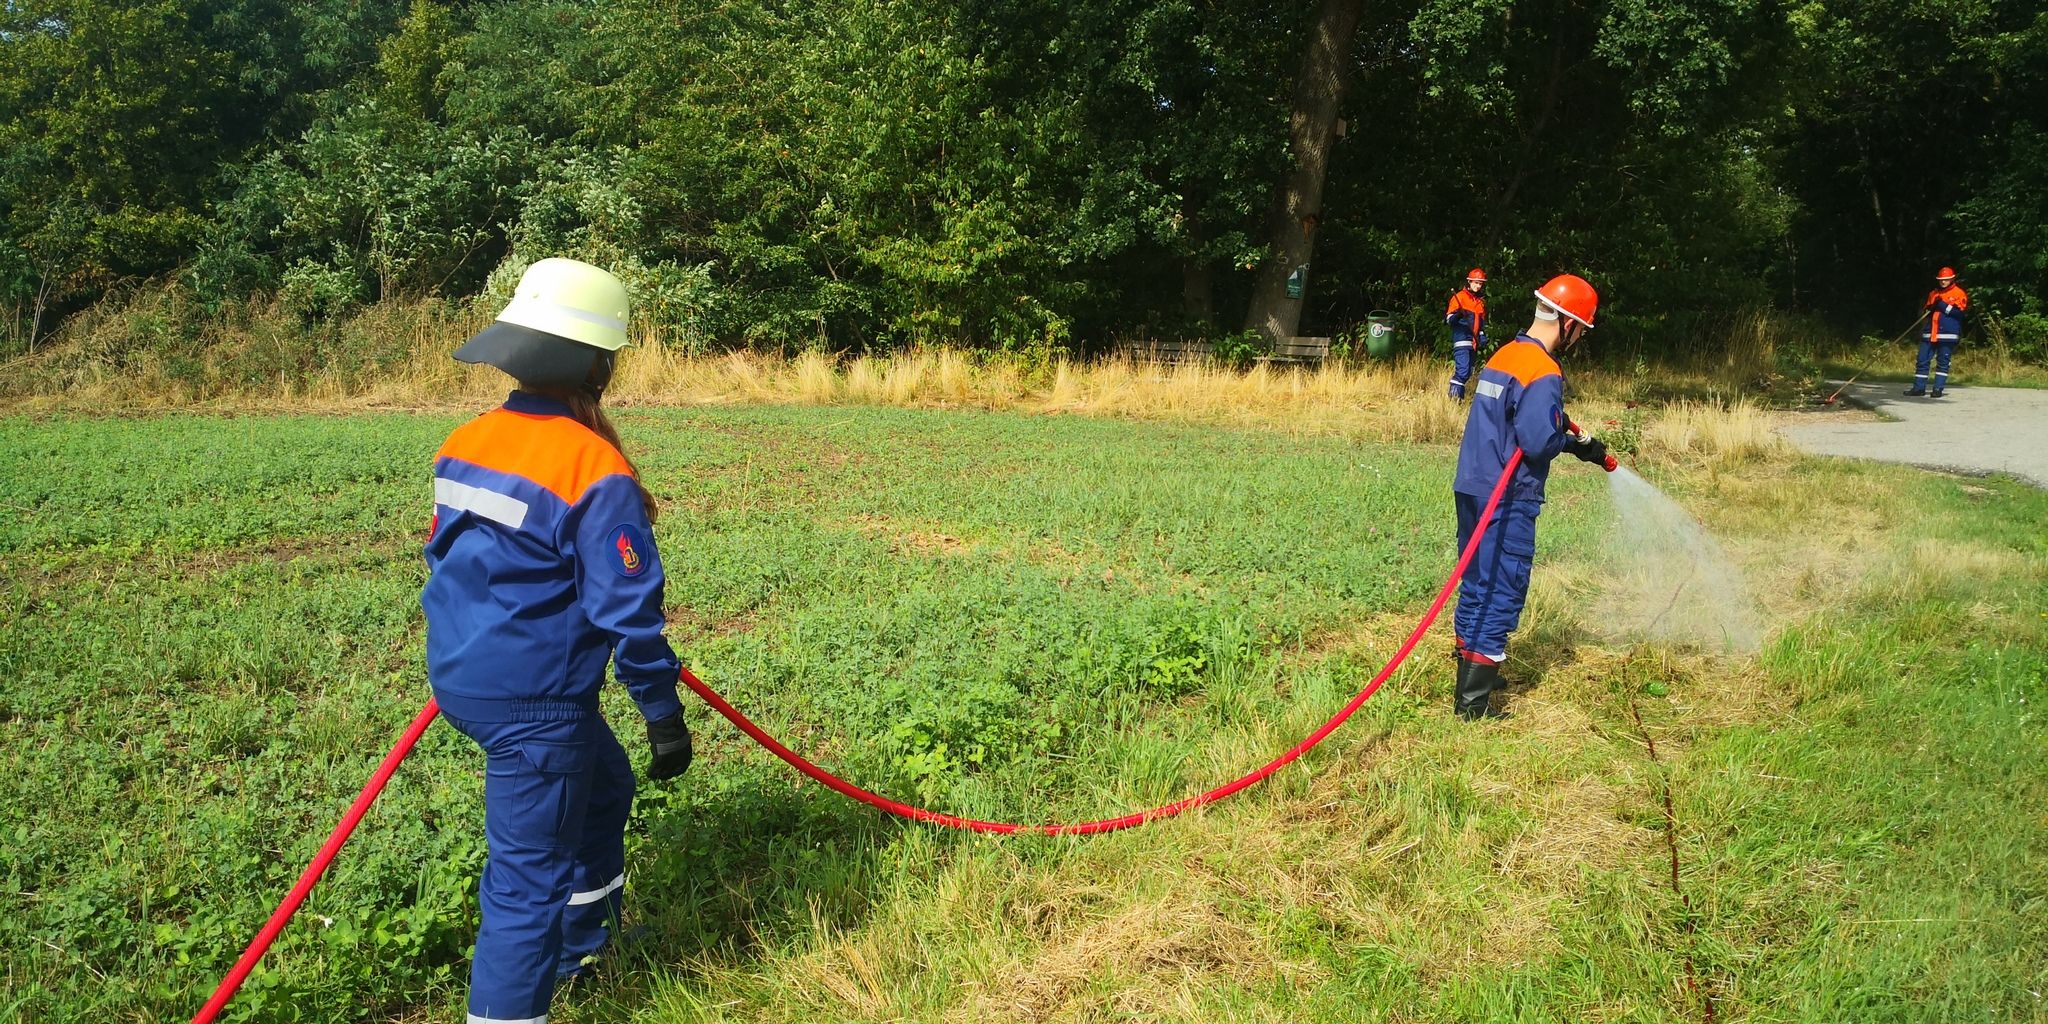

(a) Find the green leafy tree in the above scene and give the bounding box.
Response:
[1778,0,2046,322]
[5,0,2044,357]
[0,0,404,325]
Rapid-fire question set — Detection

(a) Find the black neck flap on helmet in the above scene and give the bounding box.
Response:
[453,321,611,392]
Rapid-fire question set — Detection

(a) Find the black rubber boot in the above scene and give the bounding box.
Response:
[1930,388,1946,398]
[1904,386,1927,396]
[1454,659,1508,721]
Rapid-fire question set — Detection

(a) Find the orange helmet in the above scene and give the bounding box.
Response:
[1936,266,1957,282]
[1466,268,1487,282]
[1534,274,1598,327]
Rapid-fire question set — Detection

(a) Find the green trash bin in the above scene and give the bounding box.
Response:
[1363,311,1397,359]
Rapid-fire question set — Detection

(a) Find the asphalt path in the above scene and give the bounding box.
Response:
[1779,381,2048,488]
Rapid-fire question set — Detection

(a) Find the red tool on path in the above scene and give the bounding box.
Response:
[1822,312,1931,406]
[192,453,1529,1020]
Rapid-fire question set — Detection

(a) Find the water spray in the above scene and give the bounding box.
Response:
[1599,465,1761,653]
[1821,312,1930,407]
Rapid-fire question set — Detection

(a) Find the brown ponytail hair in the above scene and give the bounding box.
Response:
[524,382,660,523]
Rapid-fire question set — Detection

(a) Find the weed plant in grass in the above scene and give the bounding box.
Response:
[1,405,2042,1022]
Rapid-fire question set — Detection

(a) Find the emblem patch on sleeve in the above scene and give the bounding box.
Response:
[609,524,650,577]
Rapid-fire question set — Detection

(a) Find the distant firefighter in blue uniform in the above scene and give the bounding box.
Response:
[1450,273,1613,720]
[1906,266,1968,398]
[1445,268,1488,399]
[423,258,694,1023]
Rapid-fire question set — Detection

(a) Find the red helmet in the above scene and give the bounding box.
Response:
[1936,266,1957,281]
[1466,268,1487,282]
[1535,273,1598,327]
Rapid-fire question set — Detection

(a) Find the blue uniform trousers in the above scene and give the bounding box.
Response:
[1453,494,1541,661]
[445,711,634,1023]
[1913,340,1956,392]
[1448,344,1476,399]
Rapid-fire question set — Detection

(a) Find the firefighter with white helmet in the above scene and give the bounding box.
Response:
[425,258,694,1021]
[1449,273,1612,720]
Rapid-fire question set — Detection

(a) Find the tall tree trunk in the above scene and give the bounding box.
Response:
[1852,126,1892,257]
[1242,0,1365,343]
[1180,202,1214,326]
[1183,256,1216,326]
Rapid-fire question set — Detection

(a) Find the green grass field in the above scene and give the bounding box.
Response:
[1,404,2043,1022]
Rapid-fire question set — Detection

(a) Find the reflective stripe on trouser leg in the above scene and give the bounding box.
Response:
[449,714,600,1024]
[1452,493,1540,661]
[1933,340,1954,390]
[1449,344,1475,398]
[1914,339,1934,387]
[558,718,634,976]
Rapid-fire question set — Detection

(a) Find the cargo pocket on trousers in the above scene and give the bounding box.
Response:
[489,740,594,851]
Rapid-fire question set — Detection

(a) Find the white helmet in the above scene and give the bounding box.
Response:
[454,258,631,387]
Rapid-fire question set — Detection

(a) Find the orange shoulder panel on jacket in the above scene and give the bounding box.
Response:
[436,409,634,505]
[1485,341,1560,385]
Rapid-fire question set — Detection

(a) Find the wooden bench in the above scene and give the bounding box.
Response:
[1117,338,1216,365]
[1257,336,1331,366]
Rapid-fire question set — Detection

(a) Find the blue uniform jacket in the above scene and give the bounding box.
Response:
[422,391,682,724]
[1446,289,1487,347]
[1923,284,1968,343]
[1453,336,1571,502]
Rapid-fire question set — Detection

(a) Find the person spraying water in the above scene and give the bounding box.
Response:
[1448,273,1616,720]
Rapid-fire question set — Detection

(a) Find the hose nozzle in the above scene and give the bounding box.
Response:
[1567,420,1618,472]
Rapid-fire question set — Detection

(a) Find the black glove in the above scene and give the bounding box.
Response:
[646,713,693,780]
[1449,311,1472,329]
[1568,435,1610,466]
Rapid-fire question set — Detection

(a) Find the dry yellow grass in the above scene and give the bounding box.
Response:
[609,346,1465,431]
[6,293,1803,475]
[5,342,1803,490]
[1638,398,1786,470]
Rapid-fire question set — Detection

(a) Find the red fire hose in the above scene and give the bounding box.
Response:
[190,699,442,1024]
[681,448,1524,834]
[192,451,1522,1018]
